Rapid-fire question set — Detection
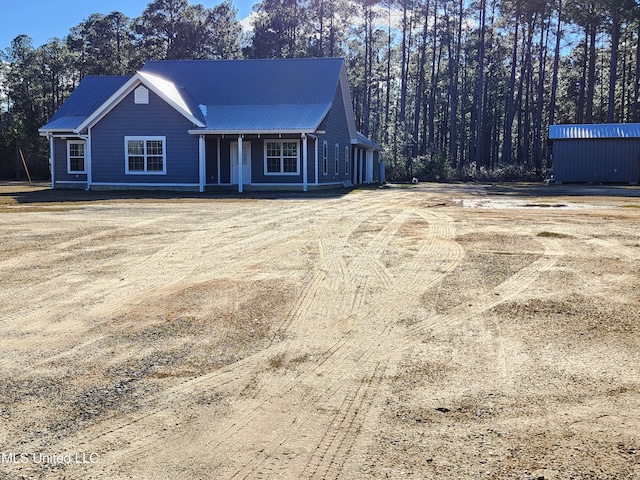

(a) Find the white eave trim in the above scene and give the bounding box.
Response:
[339,62,358,143]
[188,129,316,135]
[74,72,206,133]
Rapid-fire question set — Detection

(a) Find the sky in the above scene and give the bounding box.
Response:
[0,0,256,51]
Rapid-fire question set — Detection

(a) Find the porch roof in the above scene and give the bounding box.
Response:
[188,103,331,135]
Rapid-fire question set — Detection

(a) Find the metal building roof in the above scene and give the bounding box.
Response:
[550,123,640,139]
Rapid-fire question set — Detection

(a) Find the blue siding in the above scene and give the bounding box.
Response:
[250,138,303,184]
[205,137,218,184]
[317,79,353,183]
[91,90,199,185]
[219,139,231,183]
[53,138,87,186]
[554,139,640,183]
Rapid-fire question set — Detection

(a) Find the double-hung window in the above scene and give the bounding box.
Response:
[125,137,166,174]
[345,146,350,175]
[67,140,86,174]
[335,144,340,174]
[265,141,299,175]
[323,141,328,175]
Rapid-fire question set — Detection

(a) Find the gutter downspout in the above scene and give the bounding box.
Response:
[198,135,205,193]
[78,128,92,191]
[237,135,243,193]
[48,135,55,189]
[302,134,308,192]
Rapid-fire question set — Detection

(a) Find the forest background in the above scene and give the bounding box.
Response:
[0,0,638,182]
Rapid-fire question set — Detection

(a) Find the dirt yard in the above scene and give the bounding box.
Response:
[0,182,638,480]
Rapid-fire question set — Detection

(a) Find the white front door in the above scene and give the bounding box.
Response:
[231,141,251,185]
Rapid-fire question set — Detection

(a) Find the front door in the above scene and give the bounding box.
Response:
[231,141,251,185]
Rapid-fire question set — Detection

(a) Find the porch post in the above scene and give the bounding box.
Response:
[198,135,205,192]
[302,134,308,192]
[359,149,364,184]
[85,128,92,191]
[314,138,319,185]
[48,135,55,189]
[237,135,243,193]
[216,138,221,185]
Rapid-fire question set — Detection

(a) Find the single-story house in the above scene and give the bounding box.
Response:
[39,58,383,192]
[549,123,640,184]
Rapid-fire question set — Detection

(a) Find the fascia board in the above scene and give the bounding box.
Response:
[188,129,315,135]
[74,73,205,134]
[339,62,358,143]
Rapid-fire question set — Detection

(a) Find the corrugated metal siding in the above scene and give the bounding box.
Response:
[553,139,640,183]
[550,123,640,139]
[91,90,199,184]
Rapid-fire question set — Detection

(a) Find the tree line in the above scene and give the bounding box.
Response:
[1,0,639,182]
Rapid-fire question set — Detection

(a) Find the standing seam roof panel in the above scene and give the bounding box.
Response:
[139,58,343,106]
[550,123,640,139]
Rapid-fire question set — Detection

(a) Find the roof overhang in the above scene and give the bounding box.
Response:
[550,123,640,140]
[188,129,316,136]
[73,72,206,133]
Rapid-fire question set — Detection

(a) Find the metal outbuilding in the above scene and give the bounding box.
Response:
[549,123,640,184]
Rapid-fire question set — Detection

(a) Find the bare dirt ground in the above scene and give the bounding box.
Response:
[0,182,638,480]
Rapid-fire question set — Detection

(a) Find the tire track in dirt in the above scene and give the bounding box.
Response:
[71,201,419,477]
[9,192,466,479]
[31,197,382,472]
[408,236,565,386]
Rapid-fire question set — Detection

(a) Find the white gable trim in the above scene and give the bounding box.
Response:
[339,62,358,144]
[74,72,205,133]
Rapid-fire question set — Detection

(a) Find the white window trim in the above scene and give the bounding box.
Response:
[124,136,167,175]
[263,140,300,176]
[323,141,328,175]
[335,144,340,174]
[67,140,87,174]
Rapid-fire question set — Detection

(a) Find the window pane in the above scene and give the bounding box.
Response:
[266,157,280,173]
[266,142,281,157]
[69,158,84,172]
[128,156,145,171]
[146,140,163,156]
[282,142,297,157]
[147,156,164,171]
[283,157,297,173]
[128,140,144,155]
[69,143,84,157]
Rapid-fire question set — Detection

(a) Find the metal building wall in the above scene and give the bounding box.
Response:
[553,139,640,183]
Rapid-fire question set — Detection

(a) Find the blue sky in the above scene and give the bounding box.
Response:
[0,0,255,51]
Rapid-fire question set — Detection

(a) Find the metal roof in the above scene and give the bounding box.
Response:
[550,123,640,139]
[356,132,383,151]
[41,76,130,131]
[40,59,379,147]
[192,103,331,133]
[139,58,343,106]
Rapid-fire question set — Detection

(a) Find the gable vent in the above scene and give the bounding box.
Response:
[134,86,149,105]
